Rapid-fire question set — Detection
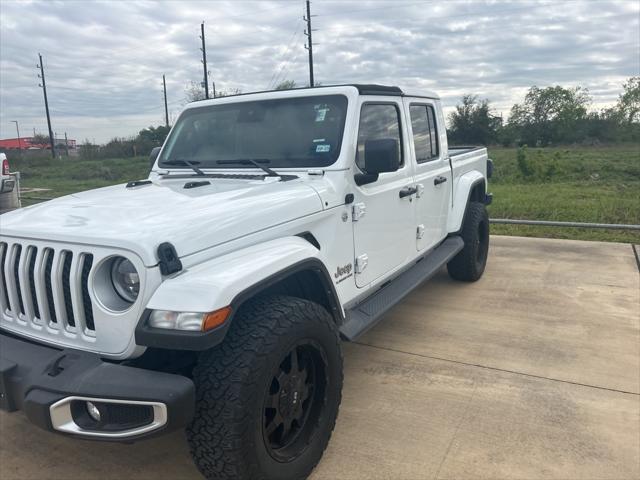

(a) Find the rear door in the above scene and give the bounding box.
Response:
[352,100,416,287]
[404,100,451,251]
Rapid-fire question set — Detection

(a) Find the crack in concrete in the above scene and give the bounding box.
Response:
[352,341,640,396]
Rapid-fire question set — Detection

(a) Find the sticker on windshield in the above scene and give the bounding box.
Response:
[316,144,330,153]
[315,108,328,122]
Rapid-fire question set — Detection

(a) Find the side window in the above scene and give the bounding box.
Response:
[409,104,439,163]
[426,105,439,158]
[356,104,402,171]
[409,105,431,163]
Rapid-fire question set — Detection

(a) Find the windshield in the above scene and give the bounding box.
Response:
[159,94,348,169]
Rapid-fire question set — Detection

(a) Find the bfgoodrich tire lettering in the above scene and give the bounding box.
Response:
[447,201,490,282]
[186,295,343,480]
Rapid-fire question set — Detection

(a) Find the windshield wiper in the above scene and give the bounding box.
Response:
[217,159,280,177]
[162,159,205,176]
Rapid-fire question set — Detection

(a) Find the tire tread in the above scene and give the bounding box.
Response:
[447,201,489,282]
[186,295,342,480]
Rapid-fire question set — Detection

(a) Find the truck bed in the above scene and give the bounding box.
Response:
[448,146,485,157]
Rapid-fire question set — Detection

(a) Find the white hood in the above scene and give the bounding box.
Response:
[0,176,323,266]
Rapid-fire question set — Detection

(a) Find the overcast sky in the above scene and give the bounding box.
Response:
[0,0,638,143]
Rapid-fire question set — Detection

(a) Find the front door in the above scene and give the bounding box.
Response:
[352,100,416,287]
[405,100,451,251]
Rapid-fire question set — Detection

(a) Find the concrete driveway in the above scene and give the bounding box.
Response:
[1,236,638,479]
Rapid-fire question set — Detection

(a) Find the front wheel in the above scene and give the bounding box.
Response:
[186,295,343,480]
[447,201,490,282]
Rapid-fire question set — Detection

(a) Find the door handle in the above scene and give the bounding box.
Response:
[399,186,418,198]
[434,176,448,186]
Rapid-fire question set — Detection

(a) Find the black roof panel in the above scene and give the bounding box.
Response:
[187,84,415,103]
[351,84,403,96]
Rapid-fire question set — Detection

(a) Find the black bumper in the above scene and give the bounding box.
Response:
[0,331,195,441]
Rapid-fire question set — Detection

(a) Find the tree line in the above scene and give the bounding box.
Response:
[77,125,171,159]
[57,76,640,161]
[447,77,639,146]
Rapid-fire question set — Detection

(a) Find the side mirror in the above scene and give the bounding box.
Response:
[364,138,399,174]
[149,147,161,169]
[355,138,400,186]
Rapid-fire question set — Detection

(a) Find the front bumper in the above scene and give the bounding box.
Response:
[0,330,195,441]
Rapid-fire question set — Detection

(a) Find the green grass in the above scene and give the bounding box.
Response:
[14,156,149,198]
[486,145,640,243]
[11,145,640,243]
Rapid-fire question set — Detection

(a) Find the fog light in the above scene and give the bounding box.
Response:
[86,401,102,422]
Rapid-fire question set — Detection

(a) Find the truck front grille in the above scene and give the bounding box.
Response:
[0,241,95,336]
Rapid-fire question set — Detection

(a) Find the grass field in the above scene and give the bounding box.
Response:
[10,145,640,243]
[486,145,639,243]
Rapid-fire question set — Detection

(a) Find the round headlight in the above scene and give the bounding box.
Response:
[110,258,140,303]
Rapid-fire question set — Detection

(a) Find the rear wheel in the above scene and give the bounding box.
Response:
[447,201,489,282]
[187,295,343,480]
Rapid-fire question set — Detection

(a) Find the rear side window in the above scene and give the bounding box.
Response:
[356,103,403,170]
[409,104,439,163]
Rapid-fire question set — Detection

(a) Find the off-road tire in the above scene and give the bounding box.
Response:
[447,201,489,282]
[186,295,343,480]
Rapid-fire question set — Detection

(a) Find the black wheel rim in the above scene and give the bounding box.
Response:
[262,340,328,462]
[475,219,489,266]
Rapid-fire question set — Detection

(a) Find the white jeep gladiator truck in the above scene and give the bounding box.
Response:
[0,85,492,479]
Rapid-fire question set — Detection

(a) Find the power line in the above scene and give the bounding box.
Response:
[314,2,568,33]
[267,20,304,89]
[269,3,310,89]
[212,4,299,22]
[267,20,302,89]
[272,36,304,88]
[272,43,304,89]
[313,0,558,18]
[316,1,432,17]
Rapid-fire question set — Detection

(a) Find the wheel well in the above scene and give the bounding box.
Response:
[256,268,342,324]
[454,180,487,235]
[468,181,486,203]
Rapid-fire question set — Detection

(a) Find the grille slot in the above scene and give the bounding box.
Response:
[0,243,9,311]
[26,246,41,320]
[81,255,95,331]
[44,248,58,324]
[13,245,25,315]
[27,247,40,318]
[61,251,76,328]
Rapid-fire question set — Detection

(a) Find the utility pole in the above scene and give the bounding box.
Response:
[37,53,56,158]
[304,0,316,87]
[200,22,209,99]
[10,121,21,150]
[162,74,169,127]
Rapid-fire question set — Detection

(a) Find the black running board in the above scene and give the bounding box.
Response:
[340,236,464,341]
